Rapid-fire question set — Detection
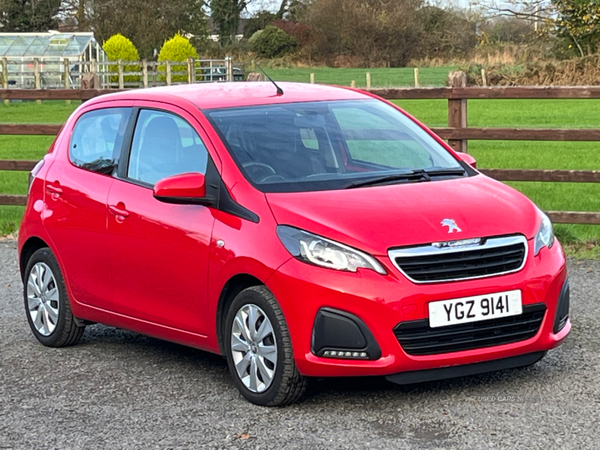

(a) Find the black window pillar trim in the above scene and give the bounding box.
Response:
[116,107,140,180]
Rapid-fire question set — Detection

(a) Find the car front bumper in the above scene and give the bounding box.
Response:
[266,238,570,378]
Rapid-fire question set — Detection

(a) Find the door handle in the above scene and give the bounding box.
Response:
[46,183,63,199]
[108,204,130,221]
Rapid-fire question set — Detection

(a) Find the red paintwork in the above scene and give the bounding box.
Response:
[153,173,206,199]
[19,82,569,378]
[456,151,477,168]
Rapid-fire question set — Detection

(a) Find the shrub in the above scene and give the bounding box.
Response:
[272,20,311,47]
[102,34,141,84]
[248,30,264,47]
[158,34,199,83]
[250,25,298,58]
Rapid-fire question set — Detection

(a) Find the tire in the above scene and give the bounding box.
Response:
[23,247,85,347]
[224,286,307,406]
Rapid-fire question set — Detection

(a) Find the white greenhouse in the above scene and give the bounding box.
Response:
[0,31,106,89]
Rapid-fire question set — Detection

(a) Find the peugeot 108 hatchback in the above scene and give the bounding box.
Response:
[18,82,570,406]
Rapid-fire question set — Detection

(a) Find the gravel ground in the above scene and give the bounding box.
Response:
[1,240,599,449]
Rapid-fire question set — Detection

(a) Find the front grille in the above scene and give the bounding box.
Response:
[388,235,527,283]
[394,303,546,356]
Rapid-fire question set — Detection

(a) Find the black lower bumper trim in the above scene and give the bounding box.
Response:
[385,351,546,385]
[553,278,570,333]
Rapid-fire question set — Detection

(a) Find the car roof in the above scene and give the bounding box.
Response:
[88,82,372,110]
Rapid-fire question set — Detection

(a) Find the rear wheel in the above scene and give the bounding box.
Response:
[24,248,85,347]
[224,286,307,406]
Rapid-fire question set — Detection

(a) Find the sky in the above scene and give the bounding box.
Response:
[244,0,473,16]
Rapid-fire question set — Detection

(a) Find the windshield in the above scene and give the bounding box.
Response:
[205,99,468,193]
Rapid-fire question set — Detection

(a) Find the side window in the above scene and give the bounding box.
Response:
[127,110,209,185]
[70,108,131,173]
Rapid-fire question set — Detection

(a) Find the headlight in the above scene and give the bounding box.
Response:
[277,225,386,275]
[534,211,555,256]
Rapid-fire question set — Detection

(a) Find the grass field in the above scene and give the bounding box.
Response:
[2,95,600,256]
[269,67,456,87]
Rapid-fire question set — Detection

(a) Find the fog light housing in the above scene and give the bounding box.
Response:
[312,308,381,360]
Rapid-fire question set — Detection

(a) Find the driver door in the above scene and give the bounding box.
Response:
[106,105,218,333]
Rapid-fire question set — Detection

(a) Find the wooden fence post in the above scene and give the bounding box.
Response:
[63,58,70,105]
[414,67,419,87]
[166,61,172,86]
[118,59,124,89]
[142,60,148,88]
[447,71,467,153]
[33,58,41,104]
[2,58,8,105]
[90,59,97,89]
[366,72,371,89]
[187,57,194,84]
[226,56,233,82]
[481,68,487,87]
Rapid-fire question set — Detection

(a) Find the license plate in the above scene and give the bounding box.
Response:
[428,290,522,328]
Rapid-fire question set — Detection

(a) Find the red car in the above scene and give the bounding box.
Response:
[18,82,570,406]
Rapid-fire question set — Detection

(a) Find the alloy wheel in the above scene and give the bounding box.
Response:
[26,262,59,336]
[230,304,278,393]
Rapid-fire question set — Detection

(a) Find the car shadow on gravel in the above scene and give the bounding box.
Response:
[76,323,229,371]
[308,368,530,396]
[73,324,563,406]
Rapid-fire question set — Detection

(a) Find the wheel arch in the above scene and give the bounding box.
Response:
[216,273,264,355]
[19,237,50,281]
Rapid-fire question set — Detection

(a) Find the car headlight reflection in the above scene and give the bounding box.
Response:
[277,225,386,274]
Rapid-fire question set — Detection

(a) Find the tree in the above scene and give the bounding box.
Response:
[304,0,423,67]
[481,16,536,44]
[553,0,600,56]
[243,10,277,38]
[57,0,90,30]
[478,0,600,57]
[416,6,478,58]
[0,0,61,31]
[55,0,208,59]
[209,0,251,44]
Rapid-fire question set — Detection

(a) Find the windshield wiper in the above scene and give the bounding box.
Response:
[344,167,466,189]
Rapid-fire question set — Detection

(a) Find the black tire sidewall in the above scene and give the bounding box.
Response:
[224,287,289,406]
[23,248,70,346]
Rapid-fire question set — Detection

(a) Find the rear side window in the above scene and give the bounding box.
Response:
[69,108,131,174]
[127,109,209,185]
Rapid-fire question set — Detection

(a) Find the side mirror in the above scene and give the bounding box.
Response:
[153,172,208,204]
[456,152,477,168]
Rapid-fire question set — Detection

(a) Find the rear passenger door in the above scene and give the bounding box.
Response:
[43,105,133,308]
[106,105,217,334]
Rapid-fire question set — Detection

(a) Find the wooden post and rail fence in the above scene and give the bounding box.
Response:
[2,72,600,225]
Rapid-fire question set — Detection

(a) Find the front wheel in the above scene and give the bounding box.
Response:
[224,286,307,406]
[24,248,85,347]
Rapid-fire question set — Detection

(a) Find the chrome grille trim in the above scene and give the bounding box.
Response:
[388,235,528,284]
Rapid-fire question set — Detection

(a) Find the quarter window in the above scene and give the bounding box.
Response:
[127,110,209,185]
[70,108,131,174]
